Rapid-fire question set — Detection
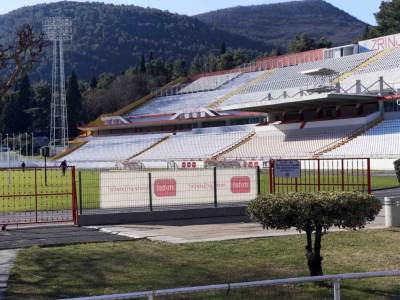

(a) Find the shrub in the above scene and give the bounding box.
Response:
[394,159,400,183]
[247,191,381,276]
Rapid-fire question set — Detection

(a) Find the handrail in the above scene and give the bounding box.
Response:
[60,270,400,300]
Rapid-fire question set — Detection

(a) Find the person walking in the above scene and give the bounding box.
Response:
[60,160,67,176]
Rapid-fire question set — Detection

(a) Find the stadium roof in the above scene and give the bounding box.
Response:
[220,93,380,113]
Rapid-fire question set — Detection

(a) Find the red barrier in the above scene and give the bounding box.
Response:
[0,166,78,226]
[269,158,371,194]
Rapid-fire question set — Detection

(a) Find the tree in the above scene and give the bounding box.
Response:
[138,54,146,74]
[374,0,400,36]
[220,40,227,55]
[29,81,51,135]
[248,191,381,276]
[16,75,32,132]
[89,76,98,89]
[288,33,317,53]
[66,71,83,137]
[315,37,332,49]
[0,24,45,98]
[0,92,24,134]
[189,54,204,75]
[172,59,186,79]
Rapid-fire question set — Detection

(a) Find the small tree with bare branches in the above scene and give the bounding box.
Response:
[0,24,45,97]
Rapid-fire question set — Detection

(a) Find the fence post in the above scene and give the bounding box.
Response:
[148,172,153,211]
[367,158,372,194]
[257,166,261,196]
[34,168,38,223]
[317,159,321,192]
[333,279,341,300]
[341,159,345,191]
[71,167,78,225]
[214,167,218,208]
[78,170,83,216]
[269,160,274,193]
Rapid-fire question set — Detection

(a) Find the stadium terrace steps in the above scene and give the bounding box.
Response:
[207,69,277,109]
[313,116,384,158]
[126,135,171,161]
[178,72,241,94]
[332,48,395,84]
[212,131,256,160]
[114,77,187,117]
[51,140,88,160]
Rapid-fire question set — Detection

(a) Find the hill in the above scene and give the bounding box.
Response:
[196,0,367,49]
[0,1,268,80]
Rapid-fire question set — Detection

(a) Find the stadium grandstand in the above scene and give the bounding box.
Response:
[56,32,400,170]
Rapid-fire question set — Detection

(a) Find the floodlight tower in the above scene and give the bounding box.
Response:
[43,17,72,153]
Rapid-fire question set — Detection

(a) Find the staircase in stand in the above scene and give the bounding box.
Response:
[208,69,277,109]
[313,117,383,158]
[212,131,256,160]
[332,48,395,84]
[127,135,171,160]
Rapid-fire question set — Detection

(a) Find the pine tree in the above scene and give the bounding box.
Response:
[220,40,227,55]
[66,71,82,137]
[139,54,146,73]
[16,75,32,132]
[0,92,24,134]
[89,76,98,89]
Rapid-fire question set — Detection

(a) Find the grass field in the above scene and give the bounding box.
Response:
[0,168,398,213]
[5,229,400,299]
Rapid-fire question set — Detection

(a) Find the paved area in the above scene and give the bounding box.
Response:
[92,208,386,244]
[0,225,132,250]
[0,249,18,299]
[374,187,400,200]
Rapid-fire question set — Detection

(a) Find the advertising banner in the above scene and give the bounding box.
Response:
[100,169,258,209]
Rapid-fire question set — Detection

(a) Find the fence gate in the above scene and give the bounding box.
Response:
[269,158,371,194]
[0,166,78,226]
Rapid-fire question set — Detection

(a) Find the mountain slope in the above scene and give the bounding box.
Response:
[0,1,269,80]
[196,0,367,49]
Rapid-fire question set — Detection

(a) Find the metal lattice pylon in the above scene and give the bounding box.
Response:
[43,17,72,153]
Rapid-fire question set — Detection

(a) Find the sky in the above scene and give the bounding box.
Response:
[0,0,382,25]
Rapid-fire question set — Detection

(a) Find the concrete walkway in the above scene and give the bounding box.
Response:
[92,209,386,244]
[0,249,19,299]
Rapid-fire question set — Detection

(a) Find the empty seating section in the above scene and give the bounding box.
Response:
[240,51,376,94]
[324,119,400,158]
[125,72,265,116]
[126,89,229,116]
[355,47,400,74]
[178,72,241,94]
[62,133,167,163]
[133,130,251,160]
[220,52,376,107]
[221,126,359,159]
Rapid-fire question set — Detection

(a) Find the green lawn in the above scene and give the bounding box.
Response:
[5,229,400,300]
[0,169,398,213]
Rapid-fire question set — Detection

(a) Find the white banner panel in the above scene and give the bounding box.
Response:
[359,33,400,52]
[100,171,149,209]
[151,169,214,206]
[100,169,258,209]
[216,169,258,203]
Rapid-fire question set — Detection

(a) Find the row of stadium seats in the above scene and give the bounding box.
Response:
[220,126,360,160]
[178,72,241,94]
[134,130,252,160]
[237,51,376,95]
[63,133,167,162]
[125,72,267,116]
[355,47,400,74]
[324,119,400,158]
